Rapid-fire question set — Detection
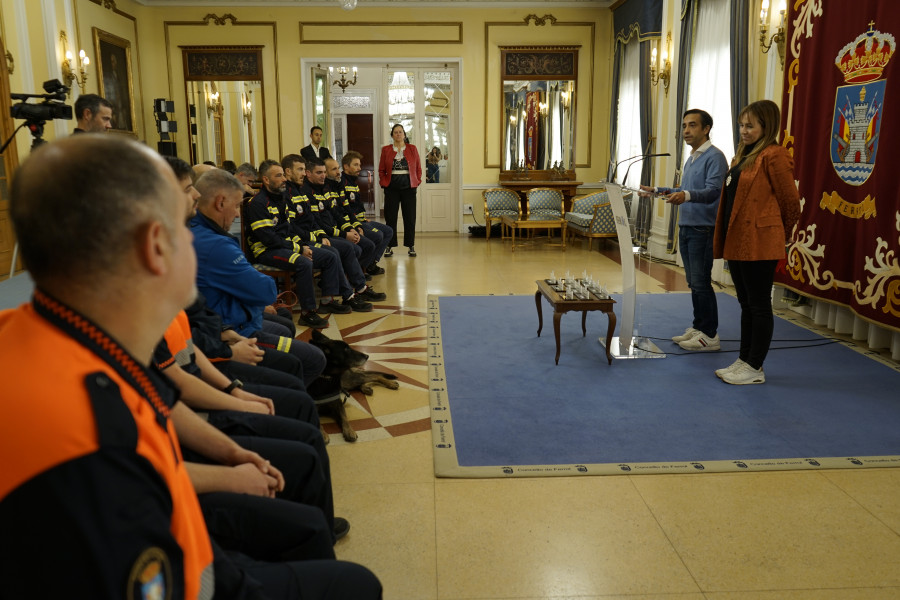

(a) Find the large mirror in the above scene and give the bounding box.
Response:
[500,46,578,171]
[182,46,266,169]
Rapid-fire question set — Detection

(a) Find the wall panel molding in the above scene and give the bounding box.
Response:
[299,21,463,45]
[163,15,281,157]
[484,18,596,169]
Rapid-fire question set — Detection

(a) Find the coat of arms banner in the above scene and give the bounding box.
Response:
[777,0,900,332]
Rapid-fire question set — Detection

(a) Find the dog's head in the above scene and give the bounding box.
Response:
[309,329,369,371]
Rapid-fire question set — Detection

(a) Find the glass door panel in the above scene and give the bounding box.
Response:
[424,71,451,184]
[386,70,416,144]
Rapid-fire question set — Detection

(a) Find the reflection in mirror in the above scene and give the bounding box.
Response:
[313,68,329,144]
[182,46,265,169]
[187,79,262,169]
[502,79,574,171]
[387,70,416,144]
[424,71,451,184]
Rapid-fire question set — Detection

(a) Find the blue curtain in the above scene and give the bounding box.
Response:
[608,43,622,181]
[635,40,655,247]
[730,0,750,151]
[613,0,664,39]
[665,0,699,253]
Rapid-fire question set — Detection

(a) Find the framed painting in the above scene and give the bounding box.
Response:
[93,28,135,134]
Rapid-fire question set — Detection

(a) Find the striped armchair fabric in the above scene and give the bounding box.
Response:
[483,187,521,240]
[564,191,616,251]
[526,188,564,219]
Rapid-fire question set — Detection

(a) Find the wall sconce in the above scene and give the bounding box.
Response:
[243,92,252,123]
[329,66,358,93]
[206,86,222,117]
[650,32,671,96]
[538,101,549,115]
[759,0,786,67]
[60,30,89,96]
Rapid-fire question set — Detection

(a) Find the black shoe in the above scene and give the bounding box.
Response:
[343,295,373,312]
[356,286,387,302]
[299,311,329,329]
[318,300,352,314]
[334,517,350,542]
[384,248,394,257]
[366,264,386,275]
[408,246,417,257]
[364,273,373,281]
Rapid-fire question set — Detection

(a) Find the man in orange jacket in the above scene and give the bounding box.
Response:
[0,136,381,598]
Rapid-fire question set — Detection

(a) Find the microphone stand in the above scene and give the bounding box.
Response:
[621,152,671,187]
[610,153,646,183]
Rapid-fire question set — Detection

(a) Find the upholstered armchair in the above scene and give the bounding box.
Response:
[525,188,564,219]
[564,191,616,251]
[482,187,521,241]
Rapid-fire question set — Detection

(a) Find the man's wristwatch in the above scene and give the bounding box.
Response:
[223,379,244,394]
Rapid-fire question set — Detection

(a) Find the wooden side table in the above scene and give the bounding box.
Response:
[534,279,616,365]
[501,215,566,252]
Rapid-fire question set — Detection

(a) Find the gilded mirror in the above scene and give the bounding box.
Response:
[500,46,578,171]
[181,46,266,169]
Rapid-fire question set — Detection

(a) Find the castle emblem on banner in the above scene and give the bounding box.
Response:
[830,22,894,186]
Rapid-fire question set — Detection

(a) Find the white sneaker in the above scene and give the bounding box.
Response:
[672,327,701,342]
[678,333,720,351]
[715,358,748,379]
[722,362,766,385]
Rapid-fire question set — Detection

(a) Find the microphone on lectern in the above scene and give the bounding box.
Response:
[610,153,646,183]
[620,153,671,188]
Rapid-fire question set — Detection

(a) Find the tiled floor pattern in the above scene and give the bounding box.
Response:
[300,233,900,600]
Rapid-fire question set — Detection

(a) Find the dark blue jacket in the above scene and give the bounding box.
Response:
[191,212,276,336]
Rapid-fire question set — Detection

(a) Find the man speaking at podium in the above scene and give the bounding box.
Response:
[641,109,727,351]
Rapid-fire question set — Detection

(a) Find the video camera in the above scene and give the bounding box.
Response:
[2,79,74,152]
[10,79,73,123]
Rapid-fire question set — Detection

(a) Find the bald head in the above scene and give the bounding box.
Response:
[324,158,340,181]
[11,136,180,286]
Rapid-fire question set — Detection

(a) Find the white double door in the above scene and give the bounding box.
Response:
[327,61,459,234]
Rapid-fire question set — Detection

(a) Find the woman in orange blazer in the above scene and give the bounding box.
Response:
[713,99,800,385]
[378,124,422,257]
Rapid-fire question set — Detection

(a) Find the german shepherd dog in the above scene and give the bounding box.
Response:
[308,329,400,443]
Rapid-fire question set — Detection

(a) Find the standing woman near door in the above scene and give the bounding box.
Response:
[379,124,422,257]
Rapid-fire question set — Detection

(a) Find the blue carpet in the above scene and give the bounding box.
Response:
[429,293,900,477]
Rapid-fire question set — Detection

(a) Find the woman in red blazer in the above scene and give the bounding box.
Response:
[378,124,422,256]
[713,99,801,385]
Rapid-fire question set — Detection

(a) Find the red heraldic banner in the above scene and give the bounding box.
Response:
[777,0,900,331]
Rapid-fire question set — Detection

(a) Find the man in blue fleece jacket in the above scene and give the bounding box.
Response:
[642,109,728,351]
[191,168,326,383]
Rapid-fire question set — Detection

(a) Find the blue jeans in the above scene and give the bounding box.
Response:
[679,225,718,337]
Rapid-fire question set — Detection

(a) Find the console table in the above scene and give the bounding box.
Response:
[499,171,583,213]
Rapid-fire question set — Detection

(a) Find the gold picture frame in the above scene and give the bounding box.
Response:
[93,28,135,134]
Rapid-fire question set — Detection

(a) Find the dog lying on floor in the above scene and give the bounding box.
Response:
[307,329,400,443]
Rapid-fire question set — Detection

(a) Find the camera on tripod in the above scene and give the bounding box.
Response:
[11,79,73,122]
[6,79,73,151]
